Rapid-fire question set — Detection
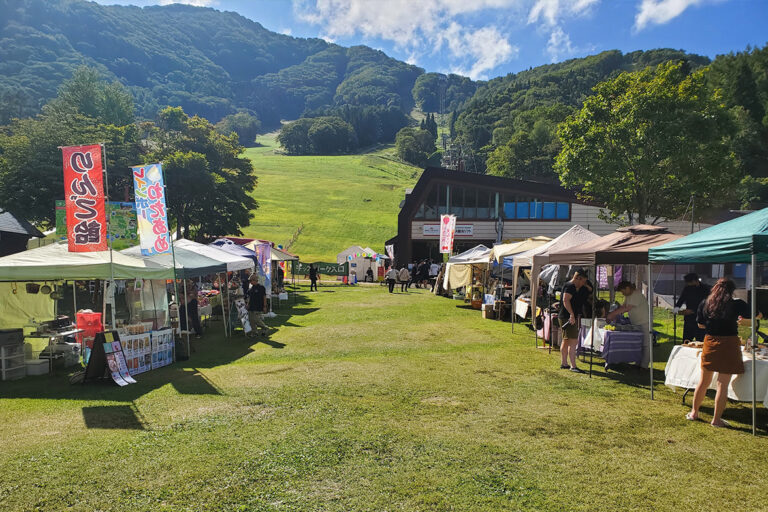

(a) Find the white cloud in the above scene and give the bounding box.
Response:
[634,0,710,31]
[526,0,598,61]
[528,0,599,25]
[294,0,524,79]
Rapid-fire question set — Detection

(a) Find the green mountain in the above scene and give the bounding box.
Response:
[454,49,711,151]
[0,0,423,126]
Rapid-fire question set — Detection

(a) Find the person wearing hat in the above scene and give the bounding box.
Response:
[246,274,269,337]
[674,273,710,342]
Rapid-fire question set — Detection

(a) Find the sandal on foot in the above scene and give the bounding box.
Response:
[560,364,570,369]
[685,412,698,421]
[711,419,731,428]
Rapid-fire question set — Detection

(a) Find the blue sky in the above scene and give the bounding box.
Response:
[94,0,768,80]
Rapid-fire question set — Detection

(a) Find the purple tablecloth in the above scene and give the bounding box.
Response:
[579,328,644,365]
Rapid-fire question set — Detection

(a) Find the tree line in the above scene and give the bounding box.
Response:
[0,67,257,240]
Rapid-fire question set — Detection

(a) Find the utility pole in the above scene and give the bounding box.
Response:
[690,195,695,234]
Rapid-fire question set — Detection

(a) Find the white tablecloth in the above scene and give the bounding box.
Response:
[665,345,768,402]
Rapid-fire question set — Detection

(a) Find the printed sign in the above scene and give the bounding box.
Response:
[132,163,171,255]
[103,341,136,386]
[61,145,107,252]
[439,214,457,254]
[424,224,473,237]
[56,200,138,250]
[292,262,349,276]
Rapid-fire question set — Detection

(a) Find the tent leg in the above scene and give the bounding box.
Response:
[648,263,654,400]
[219,273,228,338]
[589,265,596,378]
[673,264,677,344]
[183,279,190,357]
[224,272,231,337]
[751,254,757,436]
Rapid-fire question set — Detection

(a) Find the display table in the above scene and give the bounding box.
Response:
[579,326,644,366]
[665,345,768,402]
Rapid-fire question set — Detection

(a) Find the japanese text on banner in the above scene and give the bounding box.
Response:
[61,145,107,252]
[439,214,457,254]
[131,163,171,255]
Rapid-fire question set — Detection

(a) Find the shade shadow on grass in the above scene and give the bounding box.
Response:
[170,369,222,395]
[81,405,145,430]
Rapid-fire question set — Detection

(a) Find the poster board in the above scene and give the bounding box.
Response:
[150,329,174,370]
[121,332,152,376]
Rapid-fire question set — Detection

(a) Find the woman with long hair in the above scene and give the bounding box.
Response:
[687,278,751,427]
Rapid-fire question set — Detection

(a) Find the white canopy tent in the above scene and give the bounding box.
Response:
[175,239,254,272]
[0,242,173,281]
[444,245,492,290]
[492,236,552,264]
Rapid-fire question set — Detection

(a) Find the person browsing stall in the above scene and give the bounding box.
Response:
[687,278,756,427]
[246,274,269,337]
[606,281,650,369]
[558,270,589,373]
[674,273,710,342]
[308,264,319,292]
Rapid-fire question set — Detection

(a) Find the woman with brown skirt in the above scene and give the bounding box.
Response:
[687,278,750,427]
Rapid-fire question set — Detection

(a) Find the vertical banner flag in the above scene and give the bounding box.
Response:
[439,214,457,254]
[256,243,272,292]
[131,163,171,255]
[61,145,108,252]
[385,244,395,261]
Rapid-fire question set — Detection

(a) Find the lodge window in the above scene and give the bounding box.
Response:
[415,184,571,221]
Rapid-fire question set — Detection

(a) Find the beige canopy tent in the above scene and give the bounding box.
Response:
[444,245,493,290]
[507,225,600,330]
[492,236,552,263]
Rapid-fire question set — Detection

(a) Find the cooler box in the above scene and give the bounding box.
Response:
[26,359,49,376]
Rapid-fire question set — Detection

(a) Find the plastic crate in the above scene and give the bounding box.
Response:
[0,344,24,359]
[0,329,23,346]
[1,366,26,381]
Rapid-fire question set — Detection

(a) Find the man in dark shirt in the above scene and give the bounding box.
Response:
[675,273,710,342]
[558,269,589,373]
[247,274,269,337]
[309,264,319,291]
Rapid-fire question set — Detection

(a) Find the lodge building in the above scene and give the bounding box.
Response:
[387,167,702,265]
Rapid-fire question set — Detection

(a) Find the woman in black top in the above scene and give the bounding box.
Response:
[687,278,751,427]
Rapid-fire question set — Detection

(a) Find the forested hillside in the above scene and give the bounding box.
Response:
[0,0,422,128]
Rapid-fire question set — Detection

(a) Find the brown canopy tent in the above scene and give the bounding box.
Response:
[547,225,682,266]
[547,225,683,398]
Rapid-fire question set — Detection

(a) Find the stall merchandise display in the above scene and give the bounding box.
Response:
[0,330,25,380]
[121,332,152,375]
[151,329,174,369]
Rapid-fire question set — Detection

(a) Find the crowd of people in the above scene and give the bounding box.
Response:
[384,259,441,293]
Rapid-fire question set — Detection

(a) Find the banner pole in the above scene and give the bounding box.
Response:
[101,143,116,330]
[159,163,181,346]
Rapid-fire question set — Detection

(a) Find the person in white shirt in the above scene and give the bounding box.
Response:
[385,267,398,293]
[606,281,650,368]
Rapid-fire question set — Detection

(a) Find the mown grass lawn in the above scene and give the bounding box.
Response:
[1,285,766,511]
[242,135,421,262]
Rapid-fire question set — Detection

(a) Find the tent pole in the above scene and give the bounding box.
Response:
[648,262,654,400]
[183,278,190,357]
[101,143,116,330]
[751,253,757,436]
[224,272,231,337]
[220,273,228,338]
[589,265,596,378]
[510,261,516,334]
[673,264,677,344]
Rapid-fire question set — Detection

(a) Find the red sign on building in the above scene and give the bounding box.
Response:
[62,145,108,252]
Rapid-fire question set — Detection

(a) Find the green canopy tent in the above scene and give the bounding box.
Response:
[649,207,768,435]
